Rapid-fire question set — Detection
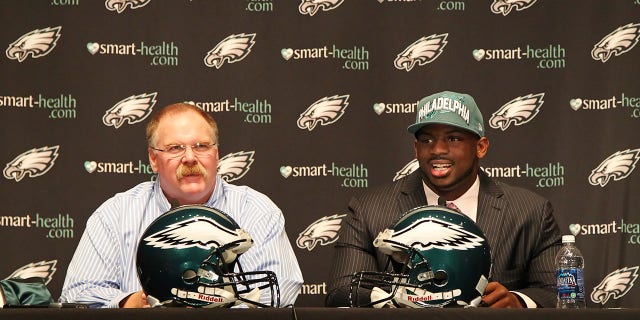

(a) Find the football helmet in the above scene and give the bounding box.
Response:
[350,205,492,308]
[136,205,280,308]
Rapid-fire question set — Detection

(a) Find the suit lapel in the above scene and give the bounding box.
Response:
[476,172,507,256]
[397,170,428,214]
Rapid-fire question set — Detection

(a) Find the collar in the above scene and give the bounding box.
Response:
[423,175,480,221]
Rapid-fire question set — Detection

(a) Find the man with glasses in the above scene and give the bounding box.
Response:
[60,103,303,308]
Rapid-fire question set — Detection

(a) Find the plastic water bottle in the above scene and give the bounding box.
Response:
[555,235,586,308]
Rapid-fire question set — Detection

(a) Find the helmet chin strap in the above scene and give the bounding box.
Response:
[370,286,396,308]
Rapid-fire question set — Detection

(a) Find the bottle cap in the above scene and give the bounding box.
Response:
[562,235,575,243]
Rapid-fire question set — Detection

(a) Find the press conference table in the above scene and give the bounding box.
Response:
[2,307,638,320]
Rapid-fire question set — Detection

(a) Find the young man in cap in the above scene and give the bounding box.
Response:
[326,91,562,308]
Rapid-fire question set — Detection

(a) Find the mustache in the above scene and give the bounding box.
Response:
[176,163,208,180]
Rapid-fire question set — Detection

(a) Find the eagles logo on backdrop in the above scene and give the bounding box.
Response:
[394,34,448,72]
[5,26,62,62]
[136,205,279,308]
[217,151,255,183]
[4,146,60,182]
[591,266,639,305]
[297,94,349,131]
[298,0,344,16]
[296,214,347,251]
[350,206,491,308]
[588,149,640,187]
[103,92,157,129]
[489,93,545,131]
[393,159,419,182]
[105,0,151,13]
[204,33,256,69]
[591,23,640,63]
[490,0,538,16]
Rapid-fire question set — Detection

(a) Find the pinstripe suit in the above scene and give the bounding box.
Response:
[326,170,562,308]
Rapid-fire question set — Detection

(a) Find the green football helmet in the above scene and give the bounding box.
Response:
[351,205,492,308]
[136,205,279,307]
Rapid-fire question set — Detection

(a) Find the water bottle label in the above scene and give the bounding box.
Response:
[557,268,585,300]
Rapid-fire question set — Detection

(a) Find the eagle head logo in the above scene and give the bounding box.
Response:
[489,93,544,131]
[217,151,255,182]
[394,34,448,72]
[591,23,640,63]
[4,146,60,182]
[298,0,344,16]
[6,26,62,62]
[297,94,349,131]
[103,92,157,129]
[374,217,485,257]
[6,260,58,285]
[591,266,639,305]
[589,149,640,187]
[393,159,419,182]
[490,0,538,16]
[105,0,151,13]
[204,33,256,69]
[297,214,347,251]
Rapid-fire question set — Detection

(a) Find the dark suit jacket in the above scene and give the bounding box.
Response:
[325,170,562,308]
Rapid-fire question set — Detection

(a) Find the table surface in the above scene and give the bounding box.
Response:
[1,307,638,320]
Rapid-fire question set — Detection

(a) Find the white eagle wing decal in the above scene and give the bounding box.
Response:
[103,92,157,128]
[394,34,448,72]
[589,149,640,187]
[393,159,419,181]
[489,93,544,131]
[217,151,255,182]
[375,217,484,255]
[490,0,538,16]
[591,266,639,305]
[297,94,349,131]
[4,146,60,182]
[6,260,58,285]
[296,214,347,251]
[592,23,640,62]
[105,0,151,13]
[143,217,246,250]
[298,0,344,16]
[204,33,256,69]
[6,26,62,62]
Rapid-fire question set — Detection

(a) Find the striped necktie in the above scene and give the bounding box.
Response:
[438,197,461,212]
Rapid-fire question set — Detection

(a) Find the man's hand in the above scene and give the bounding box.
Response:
[120,290,151,308]
[480,282,524,308]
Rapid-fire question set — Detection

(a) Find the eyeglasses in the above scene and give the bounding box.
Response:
[150,142,217,157]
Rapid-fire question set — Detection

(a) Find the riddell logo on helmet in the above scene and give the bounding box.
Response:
[198,294,224,303]
[407,295,433,302]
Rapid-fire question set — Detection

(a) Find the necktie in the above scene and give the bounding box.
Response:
[438,197,461,212]
[446,201,461,212]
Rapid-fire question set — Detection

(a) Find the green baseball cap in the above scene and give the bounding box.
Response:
[407,91,485,137]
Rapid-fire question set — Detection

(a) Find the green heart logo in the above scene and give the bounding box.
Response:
[86,42,99,55]
[472,49,485,61]
[281,48,293,60]
[373,103,385,115]
[84,161,97,173]
[569,224,581,236]
[569,98,582,111]
[280,165,292,178]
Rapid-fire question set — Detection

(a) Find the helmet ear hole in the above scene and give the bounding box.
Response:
[182,269,198,284]
[433,270,448,287]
